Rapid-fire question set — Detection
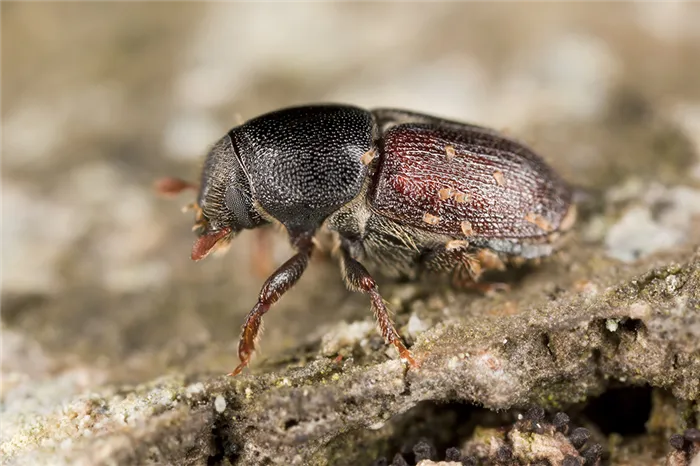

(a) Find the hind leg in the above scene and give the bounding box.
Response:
[421,244,510,294]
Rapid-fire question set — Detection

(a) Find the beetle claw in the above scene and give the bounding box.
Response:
[398,346,418,368]
[228,363,246,377]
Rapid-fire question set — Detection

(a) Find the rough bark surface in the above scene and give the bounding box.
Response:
[3,3,700,465]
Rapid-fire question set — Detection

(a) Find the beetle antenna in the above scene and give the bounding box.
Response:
[154,177,199,197]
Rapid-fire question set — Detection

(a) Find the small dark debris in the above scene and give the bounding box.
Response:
[666,428,700,465]
[496,445,513,462]
[570,427,591,450]
[445,447,461,461]
[413,440,436,462]
[526,406,546,421]
[684,428,700,442]
[582,443,603,465]
[553,412,571,434]
[670,433,686,450]
[378,410,604,466]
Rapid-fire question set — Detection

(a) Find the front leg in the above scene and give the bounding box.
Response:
[230,237,314,376]
[338,246,416,367]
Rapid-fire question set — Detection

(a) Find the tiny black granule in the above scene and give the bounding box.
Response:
[570,427,591,450]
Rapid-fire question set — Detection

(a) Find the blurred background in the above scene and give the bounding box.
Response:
[2,0,700,422]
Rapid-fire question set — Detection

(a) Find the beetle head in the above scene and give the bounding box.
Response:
[192,134,267,260]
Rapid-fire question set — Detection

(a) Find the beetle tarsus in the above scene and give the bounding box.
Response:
[229,239,313,375]
[399,347,418,367]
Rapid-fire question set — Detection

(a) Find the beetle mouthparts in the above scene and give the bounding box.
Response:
[191,227,233,261]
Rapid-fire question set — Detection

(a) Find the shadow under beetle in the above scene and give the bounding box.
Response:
[157,104,576,375]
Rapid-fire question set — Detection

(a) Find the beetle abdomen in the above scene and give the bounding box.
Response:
[370,124,573,242]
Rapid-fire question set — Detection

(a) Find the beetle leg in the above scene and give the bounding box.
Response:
[249,227,333,280]
[251,227,276,279]
[423,245,510,295]
[229,238,314,376]
[455,249,511,293]
[339,247,416,367]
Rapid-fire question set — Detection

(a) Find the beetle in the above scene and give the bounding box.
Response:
[157,104,576,375]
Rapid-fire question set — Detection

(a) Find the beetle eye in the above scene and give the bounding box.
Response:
[225,185,257,229]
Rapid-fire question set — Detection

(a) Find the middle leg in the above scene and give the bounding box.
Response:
[338,246,416,366]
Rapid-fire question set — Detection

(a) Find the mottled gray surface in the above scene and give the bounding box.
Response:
[2,3,700,465]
